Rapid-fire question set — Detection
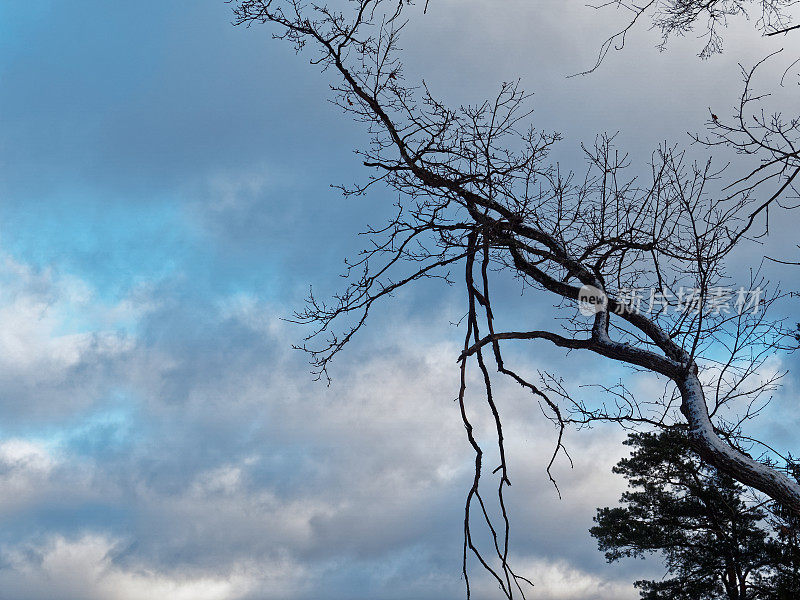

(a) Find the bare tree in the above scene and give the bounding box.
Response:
[232,1,800,596]
[583,0,800,74]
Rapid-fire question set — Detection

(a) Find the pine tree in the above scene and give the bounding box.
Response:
[591,429,800,599]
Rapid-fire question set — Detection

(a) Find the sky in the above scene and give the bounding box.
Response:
[1,1,799,599]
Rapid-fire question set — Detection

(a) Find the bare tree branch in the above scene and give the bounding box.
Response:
[232,1,800,594]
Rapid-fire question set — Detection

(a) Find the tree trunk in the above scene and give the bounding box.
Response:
[678,370,800,516]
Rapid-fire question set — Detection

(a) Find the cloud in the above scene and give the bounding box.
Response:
[0,440,56,514]
[0,259,653,599]
[0,535,257,600]
[3,1,797,598]
[509,557,638,600]
[0,254,141,424]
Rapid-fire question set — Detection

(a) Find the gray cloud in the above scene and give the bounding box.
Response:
[0,259,657,598]
[2,0,798,598]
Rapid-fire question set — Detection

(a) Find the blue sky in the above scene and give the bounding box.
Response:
[1,1,799,599]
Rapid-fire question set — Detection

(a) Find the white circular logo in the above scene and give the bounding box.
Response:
[578,285,608,316]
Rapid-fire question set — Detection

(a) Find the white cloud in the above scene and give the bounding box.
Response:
[514,557,637,600]
[0,439,60,513]
[0,535,257,600]
[0,258,665,598]
[0,439,54,474]
[0,253,146,421]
